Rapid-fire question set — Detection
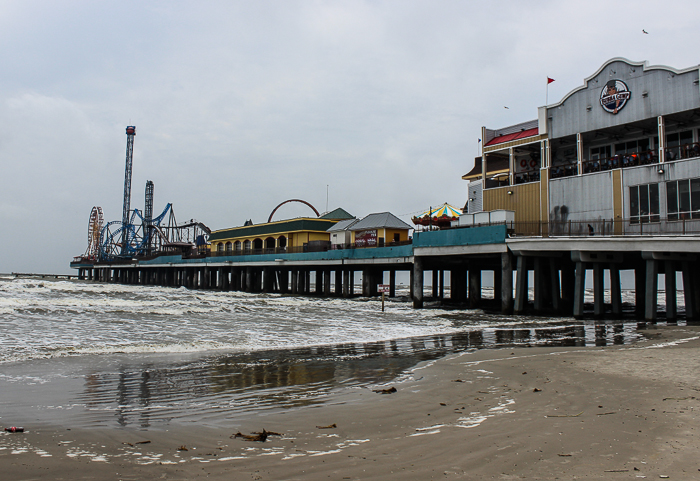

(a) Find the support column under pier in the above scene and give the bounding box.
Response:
[549,260,561,313]
[323,270,332,296]
[635,262,647,319]
[412,257,424,308]
[245,267,253,293]
[342,270,350,297]
[573,261,586,320]
[316,270,323,295]
[593,263,605,319]
[468,268,481,309]
[610,264,622,317]
[432,270,439,299]
[514,256,528,314]
[645,259,658,321]
[263,267,273,293]
[665,261,677,320]
[335,269,342,296]
[291,269,298,294]
[451,268,467,304]
[501,252,513,315]
[683,263,698,320]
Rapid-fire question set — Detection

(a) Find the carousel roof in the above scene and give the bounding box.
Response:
[412,203,462,226]
[417,203,462,219]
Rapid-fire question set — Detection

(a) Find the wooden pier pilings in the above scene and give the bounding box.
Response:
[74,228,700,321]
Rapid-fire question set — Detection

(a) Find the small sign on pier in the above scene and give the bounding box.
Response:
[378,284,390,311]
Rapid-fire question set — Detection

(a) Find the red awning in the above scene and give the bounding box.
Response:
[485,127,539,147]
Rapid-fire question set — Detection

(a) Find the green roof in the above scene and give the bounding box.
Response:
[210,218,338,241]
[320,207,354,220]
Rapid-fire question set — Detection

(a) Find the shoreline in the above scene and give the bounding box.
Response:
[3,325,700,479]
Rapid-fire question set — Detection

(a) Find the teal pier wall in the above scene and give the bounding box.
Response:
[413,225,507,247]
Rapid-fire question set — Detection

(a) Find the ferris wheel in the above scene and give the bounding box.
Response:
[84,206,104,260]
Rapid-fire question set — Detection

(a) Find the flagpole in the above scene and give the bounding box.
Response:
[546,77,555,106]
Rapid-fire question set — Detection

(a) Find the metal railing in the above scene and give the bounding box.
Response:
[208,240,413,257]
[505,217,700,237]
[550,144,700,179]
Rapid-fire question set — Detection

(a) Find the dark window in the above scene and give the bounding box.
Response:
[666,177,700,221]
[629,183,660,224]
[665,130,693,160]
[667,181,678,220]
[590,145,611,159]
[679,180,691,213]
[649,183,659,222]
[692,179,700,219]
[630,187,639,219]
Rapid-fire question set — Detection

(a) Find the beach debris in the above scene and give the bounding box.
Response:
[373,387,397,394]
[232,431,268,442]
[178,445,188,451]
[533,388,542,392]
[4,427,24,433]
[123,440,151,447]
[253,429,282,437]
[451,379,464,383]
[522,372,527,375]
[597,412,617,416]
[440,403,447,406]
[663,396,694,401]
[546,411,583,418]
[604,469,629,472]
[557,453,572,457]
[316,424,337,429]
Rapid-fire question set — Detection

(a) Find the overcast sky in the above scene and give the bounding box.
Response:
[1,0,698,274]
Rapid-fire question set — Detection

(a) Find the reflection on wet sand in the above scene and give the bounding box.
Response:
[76,322,652,428]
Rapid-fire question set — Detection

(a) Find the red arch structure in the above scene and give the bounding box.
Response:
[268,199,320,223]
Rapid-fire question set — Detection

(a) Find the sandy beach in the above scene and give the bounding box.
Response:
[2,324,700,480]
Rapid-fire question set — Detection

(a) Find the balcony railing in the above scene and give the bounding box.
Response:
[504,217,700,237]
[209,240,413,257]
[550,144,700,179]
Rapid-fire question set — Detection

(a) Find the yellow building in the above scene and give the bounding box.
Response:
[209,209,353,255]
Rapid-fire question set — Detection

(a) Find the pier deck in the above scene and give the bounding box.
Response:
[71,225,700,321]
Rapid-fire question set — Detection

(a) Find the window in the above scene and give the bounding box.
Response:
[630,183,660,223]
[590,145,611,160]
[667,178,700,220]
[655,130,693,161]
[615,138,650,155]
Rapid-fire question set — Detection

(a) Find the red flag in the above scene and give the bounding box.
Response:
[547,77,555,84]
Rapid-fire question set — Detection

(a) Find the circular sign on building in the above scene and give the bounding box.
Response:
[600,80,631,115]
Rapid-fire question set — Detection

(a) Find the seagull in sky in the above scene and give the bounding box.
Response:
[642,29,649,34]
[504,106,509,109]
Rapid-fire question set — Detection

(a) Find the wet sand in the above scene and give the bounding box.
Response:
[3,325,700,480]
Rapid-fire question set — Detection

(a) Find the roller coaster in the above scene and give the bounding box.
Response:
[73,126,210,264]
[98,203,210,261]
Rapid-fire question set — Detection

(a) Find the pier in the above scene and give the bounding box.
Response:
[72,224,700,321]
[70,58,700,323]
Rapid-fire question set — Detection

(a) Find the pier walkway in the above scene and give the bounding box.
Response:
[71,224,700,321]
